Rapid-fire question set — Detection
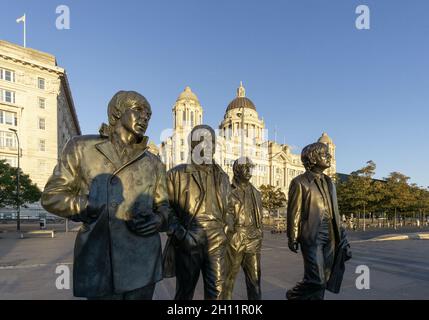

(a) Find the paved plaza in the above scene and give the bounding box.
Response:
[1,224,429,300]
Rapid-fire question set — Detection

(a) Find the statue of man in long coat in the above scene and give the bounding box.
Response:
[286,142,352,300]
[42,91,173,299]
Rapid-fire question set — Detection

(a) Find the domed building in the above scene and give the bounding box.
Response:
[216,82,269,187]
[159,83,336,200]
[318,132,336,177]
[159,86,203,169]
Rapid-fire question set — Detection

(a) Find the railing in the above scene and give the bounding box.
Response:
[0,211,64,223]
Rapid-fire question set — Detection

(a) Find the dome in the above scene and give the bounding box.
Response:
[226,82,257,112]
[226,97,256,112]
[176,86,199,103]
[318,132,333,144]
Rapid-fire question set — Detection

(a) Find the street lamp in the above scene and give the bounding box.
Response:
[8,128,20,231]
[237,106,245,157]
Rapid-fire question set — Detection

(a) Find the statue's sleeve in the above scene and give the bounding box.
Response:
[223,175,233,224]
[286,178,302,242]
[153,161,175,232]
[41,138,88,219]
[165,169,186,240]
[225,188,236,233]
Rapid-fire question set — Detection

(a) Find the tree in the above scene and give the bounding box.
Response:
[259,184,287,218]
[408,184,429,224]
[0,160,42,208]
[383,172,414,227]
[336,161,429,228]
[337,161,378,218]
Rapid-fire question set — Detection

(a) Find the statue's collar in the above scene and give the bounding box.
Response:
[232,177,251,190]
[99,123,149,150]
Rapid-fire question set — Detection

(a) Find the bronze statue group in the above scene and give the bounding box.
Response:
[41,91,351,300]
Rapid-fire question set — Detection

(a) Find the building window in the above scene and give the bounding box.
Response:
[0,89,16,104]
[39,139,46,151]
[180,139,184,146]
[0,69,15,82]
[0,130,17,149]
[38,118,46,130]
[38,77,45,90]
[180,152,184,161]
[0,110,17,126]
[38,97,46,109]
[191,111,194,127]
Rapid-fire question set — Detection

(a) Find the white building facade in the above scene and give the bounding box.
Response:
[0,40,80,189]
[160,83,336,198]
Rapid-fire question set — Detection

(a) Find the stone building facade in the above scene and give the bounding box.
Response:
[160,83,336,198]
[0,40,80,189]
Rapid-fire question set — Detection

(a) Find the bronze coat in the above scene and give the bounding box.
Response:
[286,171,345,246]
[162,163,231,277]
[227,182,263,252]
[41,134,172,297]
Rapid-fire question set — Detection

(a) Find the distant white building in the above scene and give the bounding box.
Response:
[0,40,80,189]
[160,83,336,197]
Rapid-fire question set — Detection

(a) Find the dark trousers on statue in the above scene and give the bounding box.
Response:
[287,216,336,300]
[174,226,227,300]
[87,283,156,300]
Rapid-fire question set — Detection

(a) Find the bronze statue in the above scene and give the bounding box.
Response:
[163,125,232,300]
[286,142,352,300]
[41,91,173,300]
[224,157,263,300]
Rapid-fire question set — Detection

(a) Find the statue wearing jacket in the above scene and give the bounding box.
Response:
[41,91,173,299]
[163,125,232,300]
[224,157,263,300]
[286,142,352,300]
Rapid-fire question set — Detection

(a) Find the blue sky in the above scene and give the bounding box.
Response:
[1,0,428,187]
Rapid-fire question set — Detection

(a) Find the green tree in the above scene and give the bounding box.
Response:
[337,161,378,218]
[383,172,414,227]
[409,184,429,223]
[0,160,42,208]
[259,184,287,218]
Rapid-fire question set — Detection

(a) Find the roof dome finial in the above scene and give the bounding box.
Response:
[237,81,246,98]
[318,132,333,144]
[176,86,199,103]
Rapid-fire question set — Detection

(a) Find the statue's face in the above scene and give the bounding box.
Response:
[315,147,332,170]
[237,163,253,182]
[120,103,151,140]
[190,128,216,164]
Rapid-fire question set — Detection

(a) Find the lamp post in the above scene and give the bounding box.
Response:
[237,106,245,157]
[8,128,20,231]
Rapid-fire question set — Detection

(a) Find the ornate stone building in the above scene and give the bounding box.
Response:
[160,83,336,198]
[0,40,80,189]
[159,86,203,169]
